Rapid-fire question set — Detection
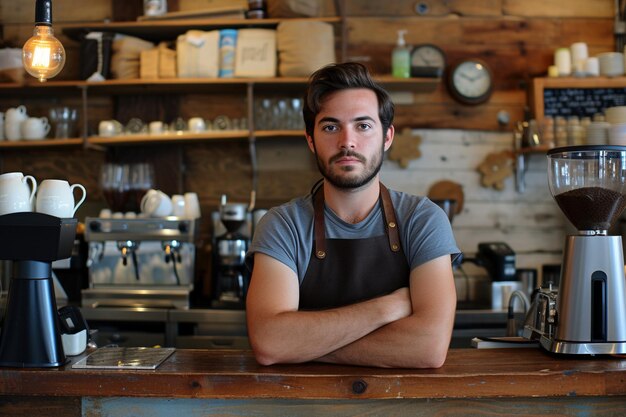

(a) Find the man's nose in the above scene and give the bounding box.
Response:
[338,129,356,149]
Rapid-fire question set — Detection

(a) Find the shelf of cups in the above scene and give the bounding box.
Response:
[87,131,250,146]
[0,138,84,148]
[254,130,305,138]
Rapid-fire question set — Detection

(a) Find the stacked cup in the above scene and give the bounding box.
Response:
[605,106,626,145]
[5,105,28,141]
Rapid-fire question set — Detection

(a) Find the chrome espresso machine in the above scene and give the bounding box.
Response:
[83,216,198,309]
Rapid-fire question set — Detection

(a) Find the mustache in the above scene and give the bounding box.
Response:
[329,150,366,164]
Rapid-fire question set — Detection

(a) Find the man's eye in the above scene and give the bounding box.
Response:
[358,123,372,130]
[322,125,338,132]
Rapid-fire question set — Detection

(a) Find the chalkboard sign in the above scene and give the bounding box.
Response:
[543,87,626,118]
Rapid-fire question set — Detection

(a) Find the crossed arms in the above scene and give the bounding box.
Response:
[245,253,457,368]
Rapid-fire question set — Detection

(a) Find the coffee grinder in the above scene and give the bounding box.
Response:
[0,213,77,367]
[525,145,626,354]
[212,195,250,309]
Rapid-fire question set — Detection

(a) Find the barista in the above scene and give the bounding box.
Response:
[245,63,460,368]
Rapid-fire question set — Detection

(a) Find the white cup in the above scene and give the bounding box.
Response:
[584,57,600,77]
[35,179,87,218]
[5,105,27,122]
[598,52,624,77]
[0,172,37,215]
[21,117,50,140]
[5,106,28,142]
[188,117,206,133]
[570,42,588,70]
[184,192,201,219]
[149,121,165,135]
[171,194,186,216]
[98,120,123,137]
[554,48,572,76]
[140,189,173,217]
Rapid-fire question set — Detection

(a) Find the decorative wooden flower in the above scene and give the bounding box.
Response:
[388,128,422,168]
[477,150,514,190]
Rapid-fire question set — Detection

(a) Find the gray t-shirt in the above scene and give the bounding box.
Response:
[246,188,461,283]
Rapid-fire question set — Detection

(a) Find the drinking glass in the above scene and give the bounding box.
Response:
[129,163,155,212]
[49,107,78,138]
[100,163,130,213]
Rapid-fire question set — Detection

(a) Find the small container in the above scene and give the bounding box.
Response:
[144,0,167,16]
[554,48,572,76]
[219,29,238,78]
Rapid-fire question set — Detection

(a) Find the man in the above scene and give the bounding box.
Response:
[245,62,460,368]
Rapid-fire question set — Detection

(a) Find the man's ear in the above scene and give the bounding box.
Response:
[306,133,315,153]
[384,125,395,152]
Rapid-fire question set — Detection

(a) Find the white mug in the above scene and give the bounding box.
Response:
[184,192,201,219]
[149,121,165,135]
[5,105,27,122]
[188,117,206,133]
[98,120,123,137]
[171,194,186,216]
[140,189,173,217]
[21,117,50,140]
[5,106,28,142]
[0,172,37,215]
[36,179,87,218]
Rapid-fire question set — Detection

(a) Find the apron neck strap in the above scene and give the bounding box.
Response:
[313,182,402,260]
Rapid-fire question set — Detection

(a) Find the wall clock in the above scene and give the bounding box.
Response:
[447,59,494,105]
[410,44,446,77]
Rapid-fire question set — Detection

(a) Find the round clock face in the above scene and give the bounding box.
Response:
[448,59,494,105]
[410,44,446,77]
[411,44,446,68]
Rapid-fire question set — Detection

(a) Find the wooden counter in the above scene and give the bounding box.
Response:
[2,348,626,416]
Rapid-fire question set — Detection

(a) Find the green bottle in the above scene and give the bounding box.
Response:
[392,29,410,78]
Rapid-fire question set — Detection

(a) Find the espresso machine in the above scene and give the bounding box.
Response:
[0,213,76,367]
[524,145,626,354]
[83,216,198,309]
[211,195,250,309]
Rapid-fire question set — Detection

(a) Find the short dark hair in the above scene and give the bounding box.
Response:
[303,62,395,138]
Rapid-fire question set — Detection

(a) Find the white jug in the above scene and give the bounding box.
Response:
[0,172,37,215]
[36,179,87,218]
[5,105,28,141]
[21,117,50,140]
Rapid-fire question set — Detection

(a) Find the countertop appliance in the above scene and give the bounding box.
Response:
[0,213,76,367]
[524,145,626,355]
[83,216,198,309]
[211,195,250,309]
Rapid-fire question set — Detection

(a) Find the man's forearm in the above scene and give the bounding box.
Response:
[248,288,411,365]
[316,312,454,368]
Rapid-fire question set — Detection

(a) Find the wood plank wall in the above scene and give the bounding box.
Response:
[0,0,614,281]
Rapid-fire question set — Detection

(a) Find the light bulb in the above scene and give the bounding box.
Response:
[22,0,65,82]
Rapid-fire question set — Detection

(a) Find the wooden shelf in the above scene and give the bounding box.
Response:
[0,138,83,148]
[255,130,304,138]
[0,76,439,90]
[61,17,342,42]
[87,131,249,146]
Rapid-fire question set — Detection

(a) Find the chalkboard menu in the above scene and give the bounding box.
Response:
[543,87,626,118]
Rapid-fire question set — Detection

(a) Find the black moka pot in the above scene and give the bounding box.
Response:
[0,212,77,367]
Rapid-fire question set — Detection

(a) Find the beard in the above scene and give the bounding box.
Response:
[314,144,384,190]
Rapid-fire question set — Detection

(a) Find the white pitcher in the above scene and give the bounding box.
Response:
[36,179,87,218]
[0,172,37,215]
[5,105,27,141]
[21,117,50,141]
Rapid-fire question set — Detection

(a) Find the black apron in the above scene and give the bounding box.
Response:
[299,183,411,310]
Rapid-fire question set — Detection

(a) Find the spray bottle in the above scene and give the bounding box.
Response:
[392,29,410,78]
